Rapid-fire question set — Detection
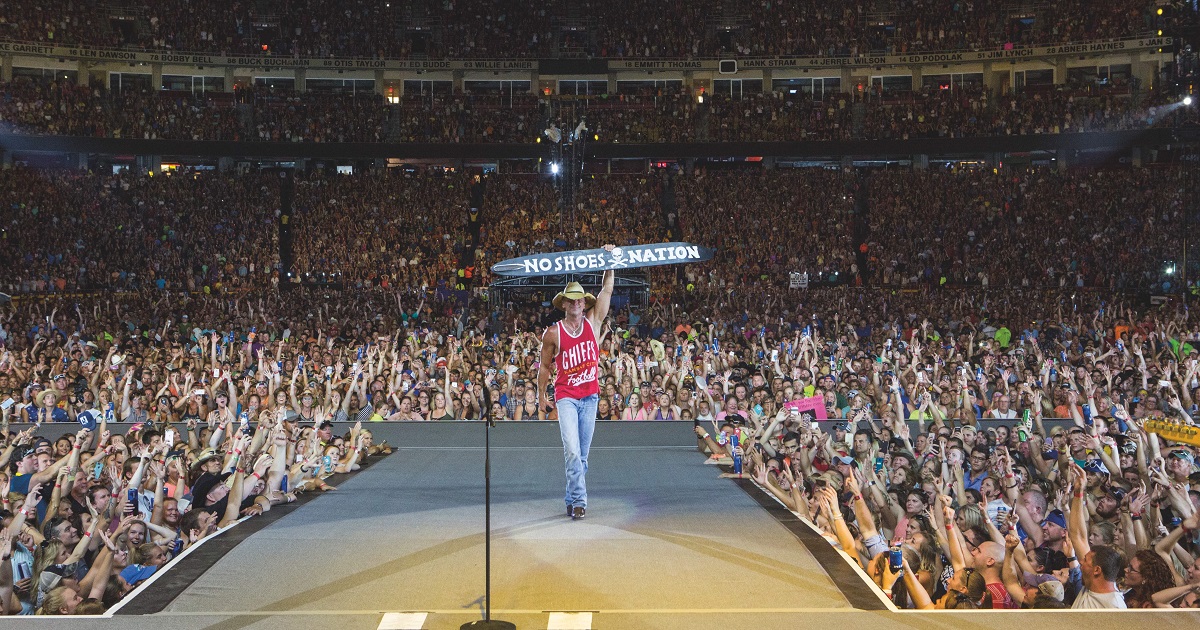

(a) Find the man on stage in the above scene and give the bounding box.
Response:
[539,248,614,520]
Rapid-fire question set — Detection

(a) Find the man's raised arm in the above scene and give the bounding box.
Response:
[590,246,617,326]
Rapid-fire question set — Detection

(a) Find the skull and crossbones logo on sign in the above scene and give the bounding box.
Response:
[609,246,629,269]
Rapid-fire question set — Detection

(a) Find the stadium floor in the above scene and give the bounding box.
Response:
[48,422,1200,629]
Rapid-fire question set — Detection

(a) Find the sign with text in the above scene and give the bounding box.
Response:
[784,395,829,421]
[491,242,715,277]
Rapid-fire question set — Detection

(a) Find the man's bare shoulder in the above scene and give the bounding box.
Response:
[541,324,558,347]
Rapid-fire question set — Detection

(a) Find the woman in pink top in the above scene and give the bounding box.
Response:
[622,392,649,421]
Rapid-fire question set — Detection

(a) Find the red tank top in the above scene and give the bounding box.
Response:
[554,317,600,401]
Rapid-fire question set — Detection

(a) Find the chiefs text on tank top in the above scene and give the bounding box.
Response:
[554,317,600,401]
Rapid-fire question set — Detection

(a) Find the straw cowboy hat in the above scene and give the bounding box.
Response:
[552,281,595,311]
[190,447,223,474]
[37,389,59,407]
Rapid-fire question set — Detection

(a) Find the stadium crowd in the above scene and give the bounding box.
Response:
[685,287,1200,610]
[0,165,1191,297]
[864,167,1187,292]
[711,0,1157,57]
[673,169,858,286]
[0,0,1193,617]
[0,169,279,295]
[0,160,1197,612]
[3,79,1195,144]
[389,93,542,144]
[3,280,1200,611]
[289,169,481,288]
[0,0,1163,58]
[245,88,388,143]
[0,289,393,614]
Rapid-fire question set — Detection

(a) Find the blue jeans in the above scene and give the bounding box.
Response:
[556,393,598,509]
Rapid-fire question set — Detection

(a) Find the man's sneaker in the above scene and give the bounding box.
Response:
[567,505,574,518]
[571,506,586,520]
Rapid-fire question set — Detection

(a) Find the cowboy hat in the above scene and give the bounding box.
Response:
[37,389,58,407]
[190,447,223,473]
[552,281,595,310]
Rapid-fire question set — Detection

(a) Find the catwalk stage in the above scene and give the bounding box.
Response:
[40,421,1200,629]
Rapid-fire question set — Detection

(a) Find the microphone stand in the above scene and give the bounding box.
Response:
[461,385,515,630]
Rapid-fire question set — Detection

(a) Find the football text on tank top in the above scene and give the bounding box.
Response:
[554,318,600,401]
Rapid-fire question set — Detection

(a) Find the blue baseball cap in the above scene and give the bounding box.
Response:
[76,409,99,431]
[1042,509,1067,529]
[1082,460,1110,476]
[120,564,158,587]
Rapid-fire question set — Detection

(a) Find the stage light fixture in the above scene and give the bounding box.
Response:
[550,162,560,174]
[1185,96,1194,106]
